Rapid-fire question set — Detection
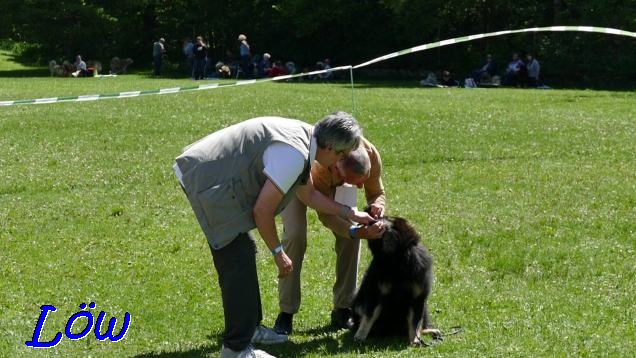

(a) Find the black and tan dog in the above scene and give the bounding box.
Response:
[351,215,441,344]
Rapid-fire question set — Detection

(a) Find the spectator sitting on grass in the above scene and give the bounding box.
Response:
[471,54,497,83]
[72,55,88,77]
[502,52,527,86]
[268,61,288,77]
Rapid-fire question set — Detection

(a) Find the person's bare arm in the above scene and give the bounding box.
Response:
[253,179,293,278]
[364,148,386,218]
[295,177,372,225]
[316,211,384,239]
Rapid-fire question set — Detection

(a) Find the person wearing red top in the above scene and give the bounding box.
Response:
[268,61,288,77]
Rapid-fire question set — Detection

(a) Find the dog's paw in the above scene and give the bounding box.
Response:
[422,328,443,340]
[412,328,444,346]
[353,332,367,343]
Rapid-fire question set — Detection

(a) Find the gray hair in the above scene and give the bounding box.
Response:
[313,111,362,152]
[341,146,371,177]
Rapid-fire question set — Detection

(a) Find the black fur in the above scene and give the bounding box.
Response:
[351,216,439,343]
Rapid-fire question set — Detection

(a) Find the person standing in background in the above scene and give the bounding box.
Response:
[192,36,208,80]
[526,53,541,88]
[238,34,251,78]
[182,37,194,77]
[153,37,166,76]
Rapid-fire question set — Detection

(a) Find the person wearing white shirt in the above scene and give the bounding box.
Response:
[174,112,377,358]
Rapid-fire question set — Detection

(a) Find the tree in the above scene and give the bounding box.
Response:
[1,0,634,86]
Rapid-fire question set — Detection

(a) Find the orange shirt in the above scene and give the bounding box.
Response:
[311,137,385,237]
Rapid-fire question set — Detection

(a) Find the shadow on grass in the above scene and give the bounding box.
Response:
[265,327,414,358]
[0,68,50,77]
[134,345,218,358]
[132,326,425,357]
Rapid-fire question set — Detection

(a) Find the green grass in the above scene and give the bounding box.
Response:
[1,59,635,357]
[0,51,26,71]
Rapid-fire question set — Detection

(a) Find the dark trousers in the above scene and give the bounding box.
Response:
[210,232,262,351]
[153,55,162,76]
[193,58,207,80]
[240,55,251,78]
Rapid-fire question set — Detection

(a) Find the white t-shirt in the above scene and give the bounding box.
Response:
[173,136,317,194]
[263,136,317,194]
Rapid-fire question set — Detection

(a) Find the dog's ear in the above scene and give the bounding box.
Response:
[391,217,421,245]
[381,227,399,254]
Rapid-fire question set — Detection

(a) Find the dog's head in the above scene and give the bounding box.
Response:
[367,216,421,258]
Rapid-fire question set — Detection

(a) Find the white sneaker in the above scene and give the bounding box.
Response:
[220,344,276,358]
[251,325,288,345]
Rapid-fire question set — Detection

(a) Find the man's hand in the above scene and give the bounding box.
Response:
[367,204,385,219]
[359,220,385,240]
[274,251,293,278]
[349,209,374,225]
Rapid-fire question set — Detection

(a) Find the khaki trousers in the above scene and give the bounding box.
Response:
[278,197,360,314]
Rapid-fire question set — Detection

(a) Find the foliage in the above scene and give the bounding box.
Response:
[1,0,635,86]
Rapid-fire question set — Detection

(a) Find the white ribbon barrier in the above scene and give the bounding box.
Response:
[0,66,352,106]
[354,26,635,69]
[2,26,634,106]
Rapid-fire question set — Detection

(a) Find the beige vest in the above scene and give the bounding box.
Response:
[175,117,312,249]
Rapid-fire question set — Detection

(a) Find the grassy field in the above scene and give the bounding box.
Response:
[1,54,635,357]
